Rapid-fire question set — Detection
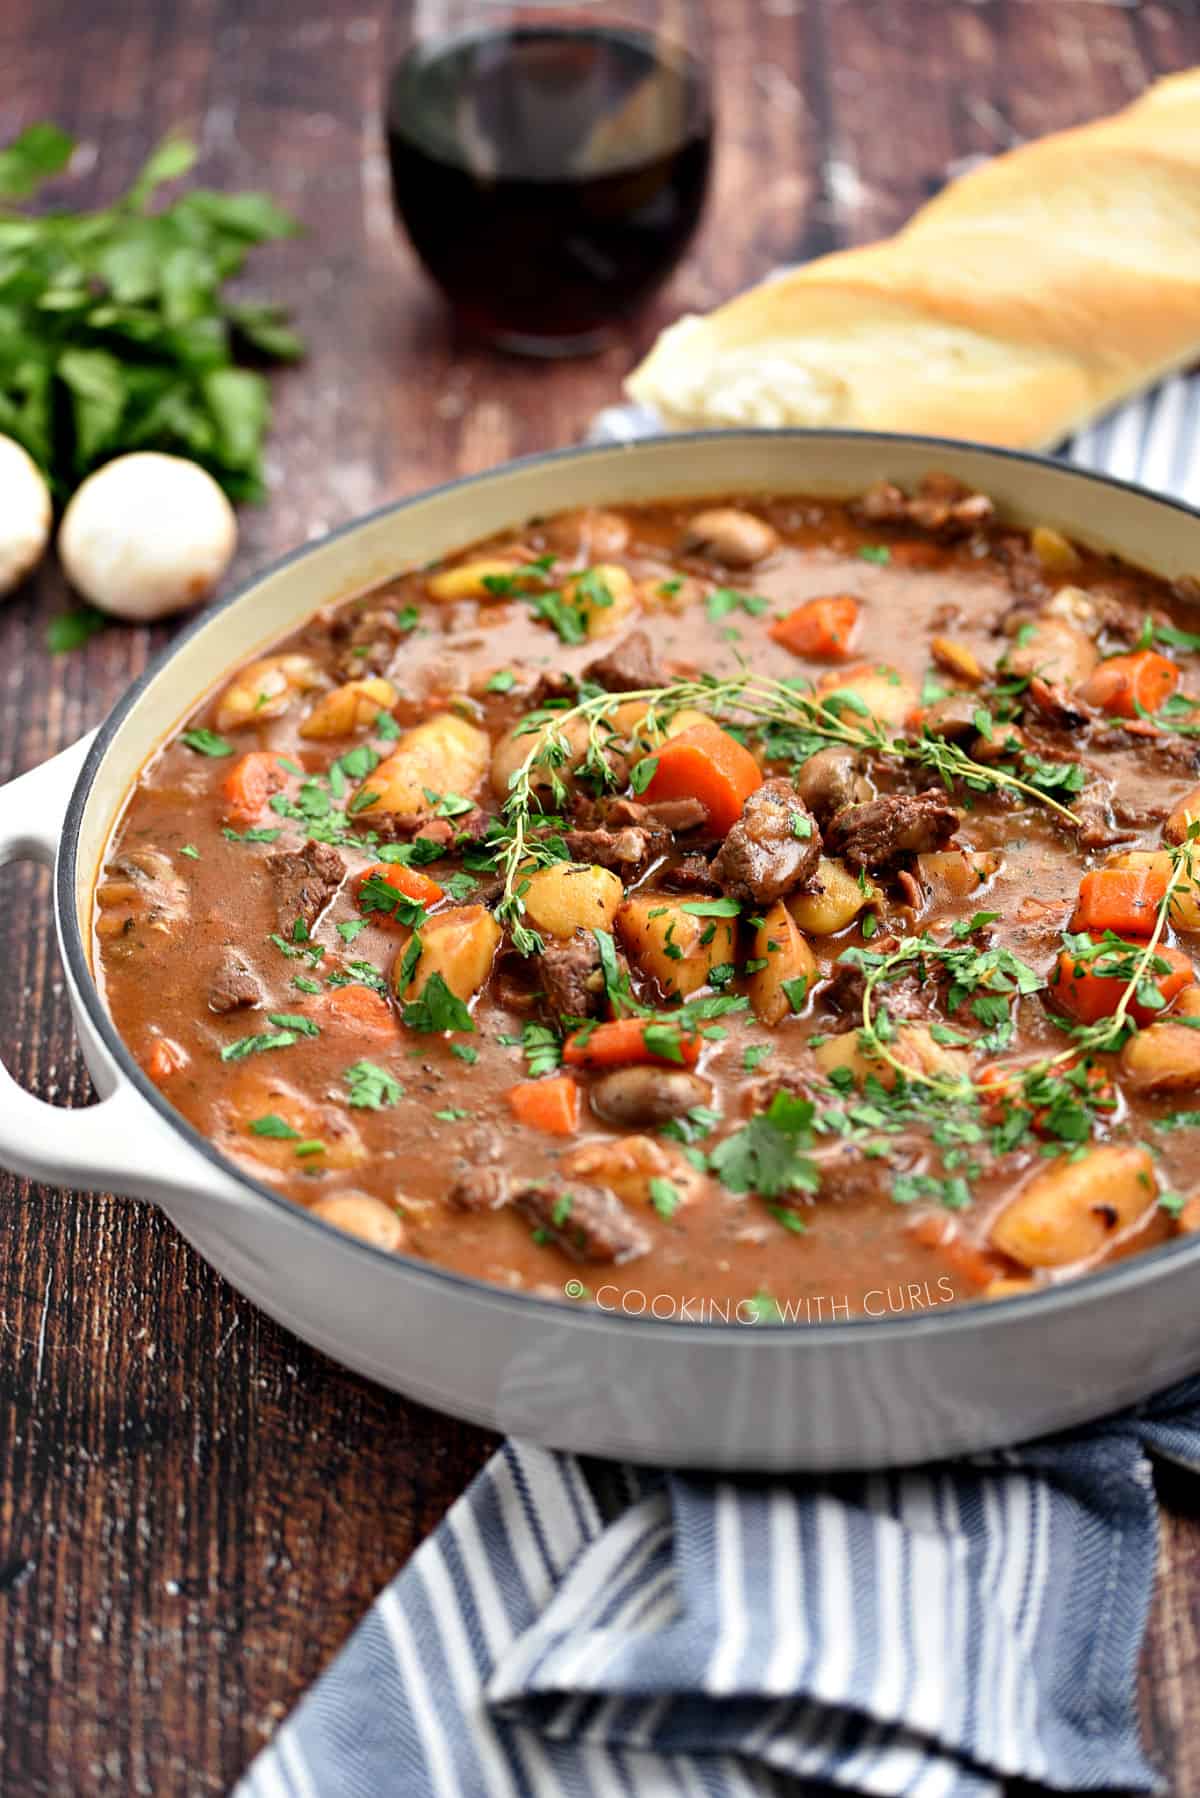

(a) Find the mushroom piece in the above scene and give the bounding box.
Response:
[0,434,51,596]
[58,451,237,620]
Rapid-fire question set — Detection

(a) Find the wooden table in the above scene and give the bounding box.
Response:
[1,2,1198,1791]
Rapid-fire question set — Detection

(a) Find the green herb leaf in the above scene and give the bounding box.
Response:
[402,970,474,1034]
[708,1091,820,1200]
[46,606,107,653]
[343,1059,402,1109]
[181,727,234,757]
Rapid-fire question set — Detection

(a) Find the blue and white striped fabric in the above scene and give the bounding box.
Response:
[236,374,1200,1798]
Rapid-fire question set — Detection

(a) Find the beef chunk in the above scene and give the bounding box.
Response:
[208,948,263,1014]
[266,839,346,936]
[562,825,658,873]
[659,853,723,895]
[576,794,708,833]
[448,1167,511,1212]
[540,929,608,1023]
[514,1182,651,1264]
[710,779,822,905]
[329,606,405,681]
[827,790,958,871]
[854,472,994,538]
[1070,781,1136,851]
[582,629,664,693]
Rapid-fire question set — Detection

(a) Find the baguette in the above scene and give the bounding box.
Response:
[626,70,1200,449]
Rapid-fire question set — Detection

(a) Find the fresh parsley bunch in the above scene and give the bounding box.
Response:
[0,122,303,502]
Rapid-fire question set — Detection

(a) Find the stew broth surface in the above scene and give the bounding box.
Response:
[95,479,1200,1321]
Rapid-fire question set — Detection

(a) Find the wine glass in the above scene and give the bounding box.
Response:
[384,0,714,355]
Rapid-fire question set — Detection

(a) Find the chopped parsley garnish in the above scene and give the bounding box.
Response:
[402,970,474,1034]
[648,1177,682,1219]
[181,728,234,757]
[357,870,428,927]
[708,1091,819,1200]
[486,669,517,693]
[705,587,769,624]
[344,1060,402,1109]
[250,1114,301,1139]
[857,544,890,564]
[267,1011,320,1037]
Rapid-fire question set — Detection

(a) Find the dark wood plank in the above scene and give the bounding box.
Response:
[0,1,1196,1791]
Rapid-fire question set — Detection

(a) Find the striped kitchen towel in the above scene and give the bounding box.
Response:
[237,1377,1200,1798]
[236,378,1200,1798]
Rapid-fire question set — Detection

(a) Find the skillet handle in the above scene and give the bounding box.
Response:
[0,736,237,1202]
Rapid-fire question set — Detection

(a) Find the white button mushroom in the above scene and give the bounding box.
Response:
[58,451,237,621]
[0,434,52,596]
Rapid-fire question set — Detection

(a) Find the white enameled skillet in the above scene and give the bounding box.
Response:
[3,430,1199,1471]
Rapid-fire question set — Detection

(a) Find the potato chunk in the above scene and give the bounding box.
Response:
[1165,785,1200,847]
[1120,990,1200,1092]
[815,663,919,731]
[615,895,735,999]
[490,713,596,801]
[812,1023,967,1092]
[221,1071,366,1171]
[748,901,816,1026]
[310,1190,406,1250]
[394,905,501,1007]
[990,1145,1157,1269]
[426,557,527,601]
[522,863,624,941]
[215,654,320,732]
[565,563,638,639]
[1004,615,1098,689]
[563,1136,706,1210]
[787,857,877,935]
[299,676,397,740]
[355,712,490,818]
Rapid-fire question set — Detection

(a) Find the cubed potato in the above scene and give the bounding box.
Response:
[563,1136,706,1210]
[812,1023,966,1092]
[787,857,877,935]
[615,896,736,999]
[748,901,817,1026]
[1165,785,1200,846]
[614,702,711,747]
[1031,526,1081,574]
[309,1191,407,1250]
[1107,850,1200,931]
[394,905,501,1006]
[522,862,624,941]
[636,572,705,613]
[929,637,983,685]
[355,712,490,818]
[490,712,596,800]
[990,1144,1157,1269]
[916,848,1001,907]
[299,676,398,740]
[1120,991,1200,1090]
[815,662,919,731]
[215,654,320,732]
[566,563,638,639]
[221,1071,366,1171]
[426,557,527,601]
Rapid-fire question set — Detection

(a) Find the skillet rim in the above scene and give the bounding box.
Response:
[56,425,1200,1342]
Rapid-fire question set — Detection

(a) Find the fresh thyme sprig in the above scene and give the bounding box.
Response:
[491,670,1085,954]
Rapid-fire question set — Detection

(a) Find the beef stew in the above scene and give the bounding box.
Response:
[93,477,1200,1322]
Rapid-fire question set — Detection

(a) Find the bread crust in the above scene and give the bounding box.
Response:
[626,71,1200,449]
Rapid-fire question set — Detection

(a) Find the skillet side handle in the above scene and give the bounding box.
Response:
[0,735,231,1202]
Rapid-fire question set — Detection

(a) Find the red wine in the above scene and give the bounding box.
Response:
[385,24,713,352]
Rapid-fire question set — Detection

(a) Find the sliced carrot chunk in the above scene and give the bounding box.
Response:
[1078,650,1179,719]
[769,594,860,660]
[321,983,399,1037]
[222,752,288,826]
[1071,865,1170,936]
[563,1017,702,1069]
[1051,938,1194,1026]
[145,1037,189,1084]
[642,721,761,835]
[355,860,444,928]
[508,1074,580,1136]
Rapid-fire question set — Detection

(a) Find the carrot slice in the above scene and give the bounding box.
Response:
[145,1037,189,1084]
[769,595,860,660]
[1051,939,1194,1026]
[907,1213,1008,1293]
[1078,650,1179,719]
[563,1016,702,1069]
[1071,865,1170,936]
[508,1074,580,1136]
[355,860,443,926]
[642,721,761,835]
[222,752,288,826]
[321,983,399,1037]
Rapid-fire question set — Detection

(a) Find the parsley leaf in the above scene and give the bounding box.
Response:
[708,1092,820,1199]
[343,1060,402,1109]
[402,971,474,1034]
[181,728,234,757]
